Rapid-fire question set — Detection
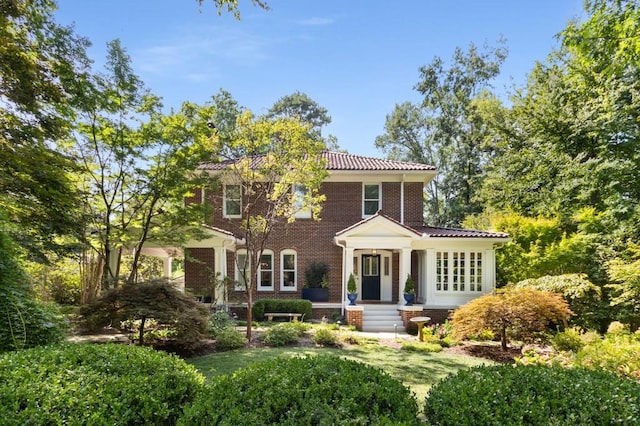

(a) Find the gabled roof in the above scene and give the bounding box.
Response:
[335,211,420,238]
[198,151,436,172]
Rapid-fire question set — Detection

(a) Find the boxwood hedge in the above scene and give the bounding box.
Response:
[180,355,419,425]
[0,343,205,425]
[424,364,640,425]
[252,298,312,321]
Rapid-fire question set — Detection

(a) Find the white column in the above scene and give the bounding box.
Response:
[215,246,227,304]
[484,249,496,294]
[162,257,172,279]
[344,247,354,301]
[398,248,412,303]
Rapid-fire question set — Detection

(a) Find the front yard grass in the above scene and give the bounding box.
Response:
[187,342,493,403]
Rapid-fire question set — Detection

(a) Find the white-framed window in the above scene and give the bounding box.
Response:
[234,249,250,291]
[280,250,297,291]
[292,184,311,219]
[436,251,483,292]
[258,250,274,291]
[223,184,242,218]
[363,183,381,217]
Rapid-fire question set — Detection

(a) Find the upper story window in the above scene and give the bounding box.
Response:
[363,183,381,217]
[258,250,274,291]
[436,251,483,293]
[280,250,297,291]
[224,184,242,218]
[292,184,311,219]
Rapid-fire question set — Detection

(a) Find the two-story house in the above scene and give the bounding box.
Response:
[183,151,508,331]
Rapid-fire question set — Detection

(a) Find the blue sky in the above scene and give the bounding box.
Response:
[56,0,584,157]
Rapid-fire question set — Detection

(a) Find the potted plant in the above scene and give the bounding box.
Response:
[301,262,329,302]
[347,273,358,305]
[403,274,415,306]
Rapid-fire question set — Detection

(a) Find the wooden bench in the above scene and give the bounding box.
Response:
[265,312,303,322]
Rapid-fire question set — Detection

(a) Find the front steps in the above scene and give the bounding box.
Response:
[361,304,404,332]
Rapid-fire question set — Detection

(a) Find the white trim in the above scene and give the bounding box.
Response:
[258,249,274,291]
[280,249,298,291]
[223,184,242,218]
[234,249,250,291]
[362,183,381,218]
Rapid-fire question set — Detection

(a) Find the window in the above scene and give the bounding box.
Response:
[281,250,297,291]
[363,184,381,216]
[363,255,379,276]
[234,250,250,291]
[436,251,482,293]
[224,184,241,218]
[292,184,311,219]
[384,256,390,276]
[258,250,274,290]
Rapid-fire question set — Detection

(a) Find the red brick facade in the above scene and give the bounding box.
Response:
[185,180,425,303]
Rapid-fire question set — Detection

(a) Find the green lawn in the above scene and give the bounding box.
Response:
[187,341,493,403]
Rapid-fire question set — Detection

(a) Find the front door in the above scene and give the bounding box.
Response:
[362,254,381,300]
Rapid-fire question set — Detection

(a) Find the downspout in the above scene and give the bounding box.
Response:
[400,174,405,225]
[335,238,347,317]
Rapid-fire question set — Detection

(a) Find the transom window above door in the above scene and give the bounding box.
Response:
[363,183,381,217]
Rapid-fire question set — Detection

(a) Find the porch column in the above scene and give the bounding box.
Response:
[344,246,354,301]
[215,246,227,304]
[162,256,172,279]
[398,247,412,303]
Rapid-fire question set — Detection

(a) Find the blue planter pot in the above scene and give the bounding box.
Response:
[403,293,415,306]
[347,293,358,306]
[302,287,329,302]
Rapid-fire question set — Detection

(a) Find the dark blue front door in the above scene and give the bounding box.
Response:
[362,255,381,300]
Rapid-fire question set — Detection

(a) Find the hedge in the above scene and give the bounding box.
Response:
[0,344,205,425]
[424,364,640,425]
[253,298,312,321]
[180,355,419,425]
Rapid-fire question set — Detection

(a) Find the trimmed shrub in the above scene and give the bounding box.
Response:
[312,327,341,347]
[252,298,312,321]
[552,327,584,352]
[263,323,299,346]
[214,328,247,351]
[180,355,419,425]
[424,365,640,425]
[0,344,204,425]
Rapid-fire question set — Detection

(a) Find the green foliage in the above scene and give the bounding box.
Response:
[424,365,640,425]
[214,327,247,351]
[285,319,312,336]
[267,91,333,141]
[422,322,457,347]
[180,355,419,425]
[311,327,341,347]
[401,341,443,353]
[263,323,299,347]
[574,332,640,380]
[252,299,312,321]
[303,261,329,288]
[0,344,204,425]
[515,273,605,330]
[79,279,210,347]
[347,272,357,294]
[452,287,573,350]
[551,327,584,352]
[607,243,640,328]
[376,42,507,226]
[403,274,415,294]
[0,233,66,352]
[209,311,235,338]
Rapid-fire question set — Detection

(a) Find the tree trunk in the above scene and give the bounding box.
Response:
[500,325,508,351]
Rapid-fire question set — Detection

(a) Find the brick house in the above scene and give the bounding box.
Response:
[182,151,508,331]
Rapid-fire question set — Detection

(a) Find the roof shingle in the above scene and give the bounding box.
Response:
[198,151,436,172]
